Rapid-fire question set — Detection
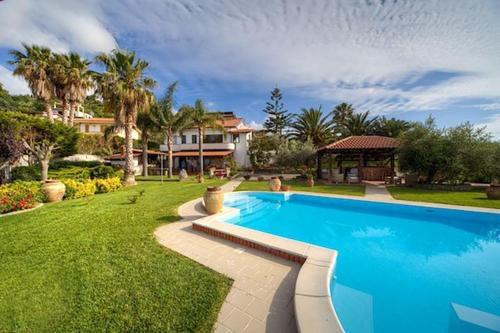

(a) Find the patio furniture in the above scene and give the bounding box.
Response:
[347,168,359,184]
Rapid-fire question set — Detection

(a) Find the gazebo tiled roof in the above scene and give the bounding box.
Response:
[319,135,398,151]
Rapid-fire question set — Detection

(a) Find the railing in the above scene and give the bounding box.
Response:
[159,143,235,151]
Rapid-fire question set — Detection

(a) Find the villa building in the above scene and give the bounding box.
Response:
[73,117,139,140]
[160,112,253,172]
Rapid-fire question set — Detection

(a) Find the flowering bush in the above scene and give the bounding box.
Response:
[95,177,122,194]
[0,181,44,214]
[62,179,96,200]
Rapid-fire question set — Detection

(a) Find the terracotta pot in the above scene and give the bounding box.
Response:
[42,180,66,202]
[257,176,265,182]
[486,184,500,200]
[307,178,315,187]
[280,185,290,192]
[204,186,224,214]
[269,177,281,191]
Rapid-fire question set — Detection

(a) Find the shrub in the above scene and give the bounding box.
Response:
[50,160,102,170]
[50,166,91,180]
[95,177,122,194]
[90,165,118,179]
[11,166,41,181]
[0,181,44,214]
[62,179,96,200]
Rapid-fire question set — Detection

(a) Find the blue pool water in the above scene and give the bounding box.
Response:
[223,192,500,333]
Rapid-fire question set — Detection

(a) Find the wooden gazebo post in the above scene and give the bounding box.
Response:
[317,150,323,180]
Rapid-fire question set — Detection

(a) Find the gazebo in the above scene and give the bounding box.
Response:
[317,136,399,183]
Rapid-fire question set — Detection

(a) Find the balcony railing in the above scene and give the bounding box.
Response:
[159,143,235,151]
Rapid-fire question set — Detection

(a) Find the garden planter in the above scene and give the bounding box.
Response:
[208,167,216,178]
[307,178,315,187]
[257,176,265,182]
[486,184,500,200]
[204,186,223,214]
[269,177,281,191]
[280,185,290,192]
[42,180,66,202]
[244,175,251,180]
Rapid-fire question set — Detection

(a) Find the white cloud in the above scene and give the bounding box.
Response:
[0,0,116,53]
[95,0,500,113]
[0,65,30,95]
[248,121,263,130]
[478,114,500,140]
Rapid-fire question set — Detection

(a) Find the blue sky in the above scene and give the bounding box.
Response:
[1,0,499,137]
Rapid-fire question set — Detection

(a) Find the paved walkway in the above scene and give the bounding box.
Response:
[364,182,394,201]
[155,178,299,333]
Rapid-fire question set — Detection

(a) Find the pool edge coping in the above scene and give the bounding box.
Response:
[191,206,344,333]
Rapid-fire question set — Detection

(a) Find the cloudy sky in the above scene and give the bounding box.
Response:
[1,0,499,137]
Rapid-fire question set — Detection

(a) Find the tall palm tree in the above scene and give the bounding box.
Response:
[136,109,159,177]
[342,111,377,136]
[65,53,92,125]
[9,44,56,122]
[94,49,156,186]
[290,106,334,148]
[152,82,190,179]
[332,102,354,135]
[181,99,224,183]
[374,116,411,137]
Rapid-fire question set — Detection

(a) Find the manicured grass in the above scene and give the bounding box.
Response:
[387,186,500,209]
[0,179,231,332]
[236,180,365,196]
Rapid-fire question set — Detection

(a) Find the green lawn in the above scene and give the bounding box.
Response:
[0,179,231,332]
[388,186,500,209]
[236,180,365,196]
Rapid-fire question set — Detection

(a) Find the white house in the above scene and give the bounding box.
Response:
[160,112,253,172]
[73,117,139,140]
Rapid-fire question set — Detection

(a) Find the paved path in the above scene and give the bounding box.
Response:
[155,178,298,333]
[364,183,394,201]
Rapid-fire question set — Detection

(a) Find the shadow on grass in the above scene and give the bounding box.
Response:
[157,215,180,223]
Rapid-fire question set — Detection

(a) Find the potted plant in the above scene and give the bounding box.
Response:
[257,176,265,182]
[306,171,315,187]
[244,174,251,181]
[203,186,224,214]
[41,179,66,202]
[268,176,281,191]
[486,180,500,200]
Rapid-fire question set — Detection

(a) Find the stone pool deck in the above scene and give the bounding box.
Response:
[156,198,300,332]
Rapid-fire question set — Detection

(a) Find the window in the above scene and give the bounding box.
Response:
[181,135,187,144]
[173,136,179,144]
[203,134,223,143]
[232,134,240,143]
[192,135,197,144]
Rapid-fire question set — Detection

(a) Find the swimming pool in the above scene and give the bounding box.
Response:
[223,192,500,333]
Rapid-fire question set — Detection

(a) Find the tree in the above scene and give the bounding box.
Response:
[263,87,291,135]
[374,116,412,137]
[152,82,190,178]
[342,111,377,136]
[275,139,316,170]
[65,53,93,125]
[94,49,156,186]
[290,106,334,148]
[136,109,159,177]
[0,112,79,181]
[9,44,56,122]
[332,102,354,136]
[247,134,282,169]
[0,113,25,178]
[51,53,72,124]
[0,83,44,114]
[181,99,224,182]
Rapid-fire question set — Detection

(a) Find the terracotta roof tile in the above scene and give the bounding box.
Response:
[319,136,398,151]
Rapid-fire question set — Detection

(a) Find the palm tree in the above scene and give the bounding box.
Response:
[65,53,92,125]
[290,106,334,148]
[181,99,224,183]
[374,116,411,137]
[152,82,190,179]
[51,53,71,124]
[9,44,56,122]
[332,102,354,135]
[136,109,158,177]
[342,111,377,136]
[94,49,156,186]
